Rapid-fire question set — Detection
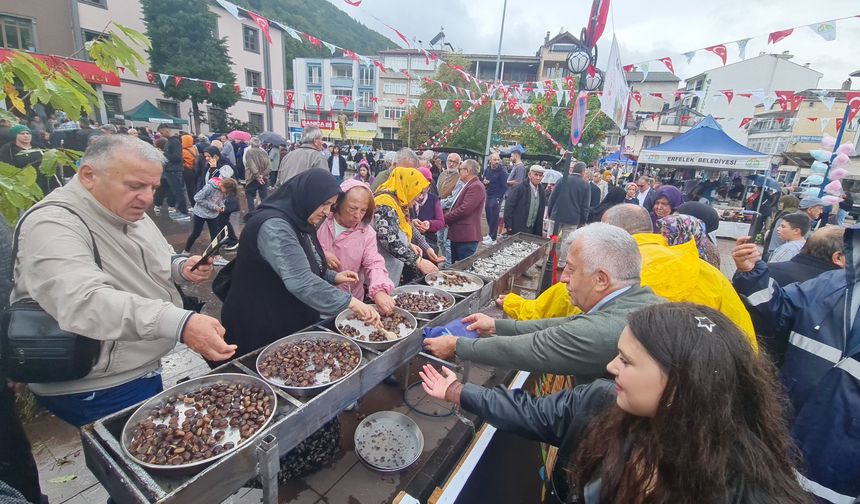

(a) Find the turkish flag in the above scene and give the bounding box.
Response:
[507,100,517,114]
[286,91,294,112]
[622,64,635,73]
[258,87,267,102]
[146,72,155,83]
[203,81,213,94]
[453,100,462,113]
[425,99,433,112]
[775,91,795,112]
[631,91,642,106]
[564,76,576,90]
[650,92,664,100]
[247,12,272,44]
[342,95,351,108]
[846,92,860,123]
[174,75,183,86]
[303,33,321,46]
[396,98,406,105]
[739,118,753,128]
[536,104,545,115]
[657,57,675,75]
[768,29,794,45]
[836,118,844,131]
[314,92,323,115]
[705,45,727,65]
[234,84,241,95]
[721,90,734,104]
[372,60,387,74]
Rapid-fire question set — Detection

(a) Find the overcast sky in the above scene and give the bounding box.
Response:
[327,0,859,89]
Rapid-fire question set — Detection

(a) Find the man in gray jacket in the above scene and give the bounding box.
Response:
[275,126,327,186]
[10,135,237,427]
[423,223,664,384]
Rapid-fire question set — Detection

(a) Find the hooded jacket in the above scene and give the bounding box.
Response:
[733,226,860,502]
[181,134,197,169]
[317,179,394,301]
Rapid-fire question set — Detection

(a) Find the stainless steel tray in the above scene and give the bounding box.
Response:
[255,331,363,397]
[424,270,484,294]
[120,373,277,473]
[334,305,417,350]
[354,411,424,472]
[392,285,456,317]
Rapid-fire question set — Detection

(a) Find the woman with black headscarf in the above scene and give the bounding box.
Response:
[588,185,627,223]
[217,169,379,365]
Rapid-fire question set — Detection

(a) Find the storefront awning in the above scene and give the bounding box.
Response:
[0,49,120,86]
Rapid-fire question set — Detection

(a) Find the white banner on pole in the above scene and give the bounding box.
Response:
[600,36,630,131]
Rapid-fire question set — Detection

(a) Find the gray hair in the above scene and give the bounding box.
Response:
[802,225,845,263]
[383,151,397,167]
[250,136,261,148]
[462,159,480,176]
[395,148,419,168]
[80,134,165,173]
[301,126,322,145]
[601,204,653,235]
[569,223,641,285]
[420,149,435,161]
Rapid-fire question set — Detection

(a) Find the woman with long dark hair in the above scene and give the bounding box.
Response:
[420,303,811,504]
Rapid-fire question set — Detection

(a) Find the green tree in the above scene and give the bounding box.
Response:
[141,0,238,133]
[519,92,613,163]
[399,53,501,152]
[0,24,149,224]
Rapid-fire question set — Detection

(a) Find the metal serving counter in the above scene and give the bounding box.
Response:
[81,234,550,504]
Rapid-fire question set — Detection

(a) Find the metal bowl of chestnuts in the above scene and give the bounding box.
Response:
[335,305,417,350]
[121,373,277,473]
[255,331,363,397]
[424,270,485,294]
[391,285,456,317]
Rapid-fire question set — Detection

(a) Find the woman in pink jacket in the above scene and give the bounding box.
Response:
[318,179,396,315]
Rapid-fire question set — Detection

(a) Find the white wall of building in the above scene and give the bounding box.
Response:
[684,54,822,144]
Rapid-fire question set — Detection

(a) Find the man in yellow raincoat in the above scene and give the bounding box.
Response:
[501,204,757,350]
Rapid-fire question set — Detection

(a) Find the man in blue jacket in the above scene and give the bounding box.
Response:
[732,230,860,503]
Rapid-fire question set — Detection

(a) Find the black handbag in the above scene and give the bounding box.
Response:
[0,204,102,383]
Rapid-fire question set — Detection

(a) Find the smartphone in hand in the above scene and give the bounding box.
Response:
[190,226,230,271]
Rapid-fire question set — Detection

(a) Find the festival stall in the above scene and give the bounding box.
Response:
[638,116,771,238]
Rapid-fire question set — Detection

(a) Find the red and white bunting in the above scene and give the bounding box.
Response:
[704,45,728,65]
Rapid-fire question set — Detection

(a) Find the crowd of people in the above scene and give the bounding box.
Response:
[0,117,858,504]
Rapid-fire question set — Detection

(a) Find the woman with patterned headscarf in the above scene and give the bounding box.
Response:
[374,167,444,285]
[657,214,721,268]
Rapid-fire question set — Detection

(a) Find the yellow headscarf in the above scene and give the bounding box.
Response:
[374,167,429,241]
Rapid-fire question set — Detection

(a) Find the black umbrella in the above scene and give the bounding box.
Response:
[259,132,288,146]
[746,174,780,191]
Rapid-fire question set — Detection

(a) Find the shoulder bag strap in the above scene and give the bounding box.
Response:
[9,203,103,284]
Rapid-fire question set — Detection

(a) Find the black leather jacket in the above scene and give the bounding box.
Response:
[460,379,793,504]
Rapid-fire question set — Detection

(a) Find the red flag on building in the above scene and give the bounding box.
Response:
[286,91,294,112]
[372,60,387,74]
[258,87,267,102]
[314,92,323,115]
[739,117,753,128]
[247,12,273,44]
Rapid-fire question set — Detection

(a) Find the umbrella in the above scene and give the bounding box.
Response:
[746,174,779,191]
[227,130,252,142]
[259,132,287,146]
[542,169,563,185]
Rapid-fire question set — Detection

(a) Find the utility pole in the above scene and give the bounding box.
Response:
[482,0,508,172]
[407,53,413,148]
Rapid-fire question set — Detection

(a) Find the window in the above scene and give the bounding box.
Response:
[383,80,407,95]
[79,0,107,7]
[332,65,352,79]
[208,106,227,132]
[642,135,662,149]
[544,65,565,79]
[359,65,373,86]
[245,69,261,89]
[409,81,422,95]
[332,89,352,98]
[243,25,259,53]
[551,43,577,52]
[157,100,180,118]
[102,92,123,123]
[307,64,321,85]
[288,108,299,123]
[0,15,35,51]
[82,30,108,44]
[358,90,373,108]
[604,133,620,146]
[384,56,408,69]
[248,112,264,132]
[383,107,405,120]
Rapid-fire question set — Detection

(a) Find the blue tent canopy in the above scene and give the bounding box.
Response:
[638,115,769,172]
[600,151,636,166]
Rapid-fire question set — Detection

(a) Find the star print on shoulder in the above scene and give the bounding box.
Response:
[695,316,716,332]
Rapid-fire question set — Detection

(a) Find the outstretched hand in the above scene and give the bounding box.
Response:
[419,364,459,402]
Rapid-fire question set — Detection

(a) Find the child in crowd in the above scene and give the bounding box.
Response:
[768,212,810,264]
[182,177,238,266]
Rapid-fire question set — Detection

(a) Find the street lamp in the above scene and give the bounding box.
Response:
[566,43,592,74]
[583,71,603,91]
